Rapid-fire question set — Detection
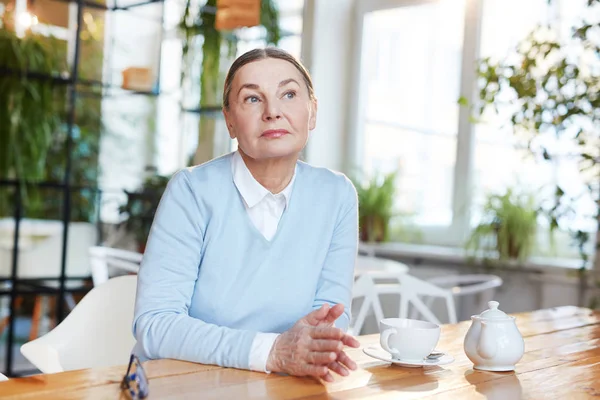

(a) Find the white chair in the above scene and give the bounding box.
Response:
[20,275,138,374]
[0,372,7,382]
[349,274,385,336]
[375,274,458,325]
[409,274,503,322]
[89,246,143,287]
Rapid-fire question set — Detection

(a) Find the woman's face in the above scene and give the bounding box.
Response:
[223,57,317,160]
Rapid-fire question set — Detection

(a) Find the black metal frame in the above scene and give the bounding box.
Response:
[0,0,166,377]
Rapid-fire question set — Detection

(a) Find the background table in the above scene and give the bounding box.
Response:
[1,306,599,399]
[354,255,409,279]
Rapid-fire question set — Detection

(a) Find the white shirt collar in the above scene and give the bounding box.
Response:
[231,151,296,208]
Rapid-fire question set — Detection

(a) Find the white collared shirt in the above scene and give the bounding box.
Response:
[231,150,296,372]
[231,151,296,241]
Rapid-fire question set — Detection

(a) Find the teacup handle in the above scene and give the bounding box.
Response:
[380,328,400,356]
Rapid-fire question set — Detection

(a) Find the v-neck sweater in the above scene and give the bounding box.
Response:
[132,152,358,370]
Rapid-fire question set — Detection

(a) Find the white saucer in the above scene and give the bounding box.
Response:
[363,346,455,368]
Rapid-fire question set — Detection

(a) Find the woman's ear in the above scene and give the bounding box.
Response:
[308,98,318,131]
[223,108,236,139]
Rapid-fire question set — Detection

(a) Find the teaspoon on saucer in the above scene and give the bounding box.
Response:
[426,350,445,360]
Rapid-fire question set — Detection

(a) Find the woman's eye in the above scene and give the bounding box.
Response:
[244,96,260,103]
[284,91,296,99]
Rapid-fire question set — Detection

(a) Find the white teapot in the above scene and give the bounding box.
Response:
[464,301,524,371]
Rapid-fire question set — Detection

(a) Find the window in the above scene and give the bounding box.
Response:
[353,0,466,232]
[472,0,554,227]
[351,0,597,255]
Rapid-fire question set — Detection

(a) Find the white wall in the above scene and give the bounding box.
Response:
[301,0,355,172]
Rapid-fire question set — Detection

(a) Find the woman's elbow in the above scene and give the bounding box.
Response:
[133,312,167,360]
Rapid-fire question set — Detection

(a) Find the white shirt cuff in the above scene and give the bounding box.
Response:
[249,333,280,373]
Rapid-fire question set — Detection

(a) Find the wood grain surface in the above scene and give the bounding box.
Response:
[1,306,599,399]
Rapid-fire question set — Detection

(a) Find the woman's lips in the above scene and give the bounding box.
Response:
[261,129,290,138]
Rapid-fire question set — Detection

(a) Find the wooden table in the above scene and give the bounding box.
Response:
[1,306,600,399]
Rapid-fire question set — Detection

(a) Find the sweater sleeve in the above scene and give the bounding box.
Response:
[312,178,358,331]
[132,169,256,370]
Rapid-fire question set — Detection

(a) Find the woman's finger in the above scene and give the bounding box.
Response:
[320,304,345,325]
[328,361,350,377]
[302,303,330,326]
[306,351,337,365]
[336,351,357,371]
[300,363,329,377]
[309,339,343,352]
[310,327,344,340]
[322,371,335,382]
[341,334,361,348]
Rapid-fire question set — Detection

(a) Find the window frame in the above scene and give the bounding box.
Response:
[347,0,484,246]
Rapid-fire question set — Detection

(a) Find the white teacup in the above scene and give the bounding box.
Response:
[379,318,441,361]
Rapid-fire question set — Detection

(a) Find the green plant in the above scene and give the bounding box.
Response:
[0,11,103,222]
[119,173,171,252]
[28,120,101,222]
[466,188,538,262]
[0,17,67,214]
[352,171,397,243]
[179,0,281,164]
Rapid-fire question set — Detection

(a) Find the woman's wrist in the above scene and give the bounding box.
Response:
[266,335,282,373]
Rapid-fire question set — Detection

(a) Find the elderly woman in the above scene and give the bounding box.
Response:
[132,47,359,382]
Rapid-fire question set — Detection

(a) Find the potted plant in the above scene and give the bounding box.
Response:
[119,172,171,253]
[352,171,397,243]
[466,188,538,262]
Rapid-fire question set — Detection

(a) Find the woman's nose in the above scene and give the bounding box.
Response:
[263,100,282,121]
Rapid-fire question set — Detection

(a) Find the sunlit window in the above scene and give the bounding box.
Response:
[358,0,465,228]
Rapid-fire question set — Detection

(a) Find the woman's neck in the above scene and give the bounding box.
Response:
[239,150,298,194]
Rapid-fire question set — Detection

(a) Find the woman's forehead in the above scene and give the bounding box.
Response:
[234,58,302,87]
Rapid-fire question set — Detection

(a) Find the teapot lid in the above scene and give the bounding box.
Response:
[477,301,510,320]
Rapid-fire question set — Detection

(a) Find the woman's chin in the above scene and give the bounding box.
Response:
[256,139,304,159]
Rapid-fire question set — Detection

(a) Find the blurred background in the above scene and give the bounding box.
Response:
[0,0,599,377]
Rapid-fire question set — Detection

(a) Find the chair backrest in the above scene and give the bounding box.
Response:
[427,274,503,296]
[349,274,385,336]
[375,274,458,324]
[89,246,143,287]
[20,275,138,374]
[0,372,7,382]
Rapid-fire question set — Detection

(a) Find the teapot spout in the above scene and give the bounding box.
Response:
[477,321,497,360]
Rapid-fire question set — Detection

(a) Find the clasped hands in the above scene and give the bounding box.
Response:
[266,303,360,382]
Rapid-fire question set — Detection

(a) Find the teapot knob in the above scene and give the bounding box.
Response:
[488,301,499,310]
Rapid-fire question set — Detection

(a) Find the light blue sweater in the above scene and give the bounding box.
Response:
[132,153,358,370]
